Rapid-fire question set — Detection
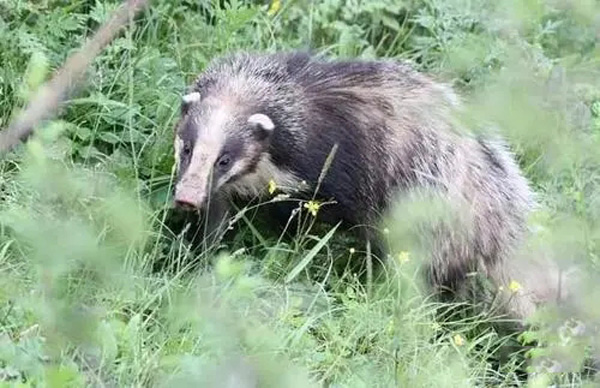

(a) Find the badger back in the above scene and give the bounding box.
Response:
[261,53,465,223]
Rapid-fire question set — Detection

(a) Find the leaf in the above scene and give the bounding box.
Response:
[97,131,122,144]
[77,145,105,160]
[19,50,49,101]
[285,222,340,284]
[38,121,68,143]
[25,51,48,90]
[123,314,141,357]
[381,14,401,31]
[45,364,84,388]
[96,320,118,364]
[149,184,171,208]
[518,330,540,345]
[71,126,92,141]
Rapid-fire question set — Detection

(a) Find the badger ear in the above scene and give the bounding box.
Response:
[182,91,201,104]
[181,91,201,114]
[248,113,274,141]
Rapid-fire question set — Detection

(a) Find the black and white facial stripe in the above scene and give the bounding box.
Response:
[173,90,293,208]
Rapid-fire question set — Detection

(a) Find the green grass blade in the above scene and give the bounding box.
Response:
[284,222,340,284]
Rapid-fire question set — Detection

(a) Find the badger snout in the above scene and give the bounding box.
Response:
[174,197,198,211]
[173,185,206,211]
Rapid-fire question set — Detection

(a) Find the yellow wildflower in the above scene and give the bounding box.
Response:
[383,227,389,235]
[304,200,320,216]
[268,179,277,195]
[452,334,465,347]
[349,247,356,254]
[397,251,410,264]
[508,280,522,293]
[267,0,281,16]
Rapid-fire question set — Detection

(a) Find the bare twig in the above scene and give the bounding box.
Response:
[0,0,150,156]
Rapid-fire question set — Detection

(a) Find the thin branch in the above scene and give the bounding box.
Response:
[0,0,150,156]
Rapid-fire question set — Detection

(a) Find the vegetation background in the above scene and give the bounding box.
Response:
[1,0,600,386]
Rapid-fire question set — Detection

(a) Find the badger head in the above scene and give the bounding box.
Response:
[172,90,276,211]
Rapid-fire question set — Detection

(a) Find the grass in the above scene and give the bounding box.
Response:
[1,0,600,387]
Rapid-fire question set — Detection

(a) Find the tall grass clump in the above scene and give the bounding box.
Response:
[1,0,600,387]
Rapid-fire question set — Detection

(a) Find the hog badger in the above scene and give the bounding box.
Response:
[172,51,561,320]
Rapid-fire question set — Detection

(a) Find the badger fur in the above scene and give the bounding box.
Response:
[172,51,570,322]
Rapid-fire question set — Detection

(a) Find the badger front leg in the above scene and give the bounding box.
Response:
[201,193,231,248]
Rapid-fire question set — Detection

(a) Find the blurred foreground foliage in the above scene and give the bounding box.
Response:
[1,0,600,386]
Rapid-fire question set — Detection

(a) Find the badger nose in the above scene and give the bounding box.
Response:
[174,184,205,211]
[174,199,198,211]
[174,192,201,211]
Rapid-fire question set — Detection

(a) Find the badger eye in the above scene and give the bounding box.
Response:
[216,154,231,170]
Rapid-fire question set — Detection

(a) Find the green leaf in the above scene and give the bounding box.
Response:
[123,314,141,357]
[19,50,49,101]
[96,320,118,364]
[381,14,401,31]
[97,131,122,144]
[45,364,84,388]
[38,120,68,143]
